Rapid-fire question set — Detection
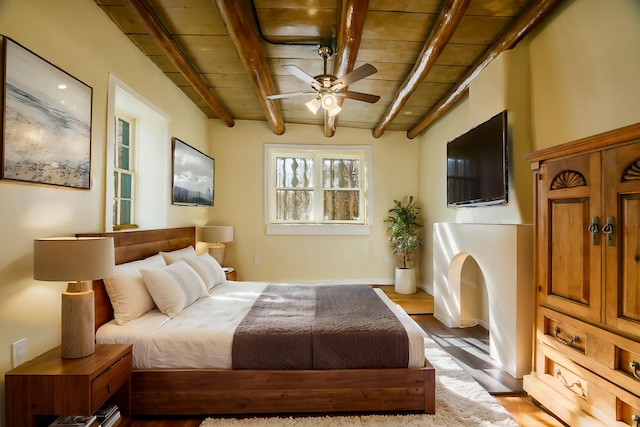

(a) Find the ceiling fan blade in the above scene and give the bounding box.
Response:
[282,64,321,90]
[342,91,380,103]
[331,63,377,90]
[266,91,316,100]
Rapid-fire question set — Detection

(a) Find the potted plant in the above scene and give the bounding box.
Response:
[384,196,423,294]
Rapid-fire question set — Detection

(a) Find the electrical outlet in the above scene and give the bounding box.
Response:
[12,338,27,368]
[384,254,390,263]
[254,255,261,265]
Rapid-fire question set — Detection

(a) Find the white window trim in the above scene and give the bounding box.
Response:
[105,74,170,232]
[114,114,137,227]
[264,144,373,236]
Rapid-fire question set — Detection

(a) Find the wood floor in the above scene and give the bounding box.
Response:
[129,288,567,427]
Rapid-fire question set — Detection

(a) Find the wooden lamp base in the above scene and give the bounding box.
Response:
[61,281,95,359]
[207,243,226,266]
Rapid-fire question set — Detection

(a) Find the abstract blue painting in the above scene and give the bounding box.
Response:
[2,37,92,189]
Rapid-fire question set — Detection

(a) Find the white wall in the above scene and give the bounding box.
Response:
[207,120,419,283]
[529,0,640,149]
[0,1,210,423]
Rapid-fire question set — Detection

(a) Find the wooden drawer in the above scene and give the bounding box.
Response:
[539,307,588,355]
[538,342,640,426]
[539,307,640,396]
[614,390,640,427]
[537,344,590,407]
[91,352,132,413]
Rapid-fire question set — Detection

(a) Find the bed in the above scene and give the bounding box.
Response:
[79,227,436,416]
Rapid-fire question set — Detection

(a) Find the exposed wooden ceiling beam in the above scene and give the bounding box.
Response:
[214,0,285,135]
[324,0,369,138]
[372,0,470,139]
[123,0,234,127]
[407,0,564,139]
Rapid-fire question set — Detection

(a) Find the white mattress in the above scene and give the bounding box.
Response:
[96,282,426,369]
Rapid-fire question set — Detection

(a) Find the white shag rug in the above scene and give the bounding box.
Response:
[200,335,519,427]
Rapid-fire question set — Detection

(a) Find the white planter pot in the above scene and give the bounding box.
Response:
[395,268,416,294]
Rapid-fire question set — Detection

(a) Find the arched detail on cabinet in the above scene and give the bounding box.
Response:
[550,170,587,190]
[622,158,640,182]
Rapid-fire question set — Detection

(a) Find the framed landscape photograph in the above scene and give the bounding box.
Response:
[171,137,214,206]
[1,36,92,189]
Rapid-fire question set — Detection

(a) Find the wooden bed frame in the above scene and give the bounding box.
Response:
[79,227,436,416]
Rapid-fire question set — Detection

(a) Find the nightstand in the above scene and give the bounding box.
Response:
[224,267,237,281]
[5,344,132,427]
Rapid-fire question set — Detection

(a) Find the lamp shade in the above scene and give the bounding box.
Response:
[201,226,234,244]
[305,97,322,115]
[34,237,115,281]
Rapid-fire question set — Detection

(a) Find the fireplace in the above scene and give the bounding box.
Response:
[433,223,533,378]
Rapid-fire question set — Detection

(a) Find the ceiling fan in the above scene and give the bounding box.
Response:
[266,46,380,117]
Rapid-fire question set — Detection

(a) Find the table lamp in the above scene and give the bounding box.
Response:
[34,237,115,359]
[201,226,233,266]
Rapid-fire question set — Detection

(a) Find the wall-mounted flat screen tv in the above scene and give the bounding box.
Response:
[447,110,508,207]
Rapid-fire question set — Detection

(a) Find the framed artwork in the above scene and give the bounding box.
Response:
[171,137,214,206]
[1,36,92,189]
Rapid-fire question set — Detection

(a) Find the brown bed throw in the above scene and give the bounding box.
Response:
[232,285,409,369]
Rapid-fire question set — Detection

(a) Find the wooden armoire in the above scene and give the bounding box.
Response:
[524,123,640,426]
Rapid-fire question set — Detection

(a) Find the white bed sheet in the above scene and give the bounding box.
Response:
[96,282,425,369]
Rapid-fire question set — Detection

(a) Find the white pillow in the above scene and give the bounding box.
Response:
[103,253,166,325]
[184,253,226,290]
[141,260,208,318]
[160,246,197,264]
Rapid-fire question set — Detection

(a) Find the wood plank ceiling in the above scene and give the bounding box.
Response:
[94,0,562,138]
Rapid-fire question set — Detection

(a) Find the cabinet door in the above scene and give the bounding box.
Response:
[604,141,640,338]
[537,152,602,321]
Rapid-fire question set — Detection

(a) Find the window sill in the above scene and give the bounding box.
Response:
[266,223,371,236]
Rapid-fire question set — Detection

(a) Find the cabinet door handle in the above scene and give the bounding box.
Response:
[554,326,579,346]
[630,361,640,380]
[554,368,584,395]
[602,216,615,247]
[587,217,600,245]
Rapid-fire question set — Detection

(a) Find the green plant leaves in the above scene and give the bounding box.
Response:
[384,196,423,268]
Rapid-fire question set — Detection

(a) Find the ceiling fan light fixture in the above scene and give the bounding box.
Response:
[327,104,342,117]
[305,97,322,115]
[321,93,338,109]
[320,92,341,116]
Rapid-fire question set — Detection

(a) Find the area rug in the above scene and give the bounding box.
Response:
[200,334,519,427]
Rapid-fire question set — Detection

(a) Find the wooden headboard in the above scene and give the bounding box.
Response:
[77,226,196,330]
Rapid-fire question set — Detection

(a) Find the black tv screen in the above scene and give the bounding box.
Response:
[447,111,508,207]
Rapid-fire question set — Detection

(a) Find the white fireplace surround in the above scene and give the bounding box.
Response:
[433,223,533,378]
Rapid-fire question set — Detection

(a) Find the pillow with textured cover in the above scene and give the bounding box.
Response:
[184,253,226,290]
[141,260,208,318]
[103,253,166,325]
[160,246,197,264]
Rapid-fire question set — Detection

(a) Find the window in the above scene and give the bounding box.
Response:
[113,114,136,229]
[265,145,372,235]
[106,75,169,232]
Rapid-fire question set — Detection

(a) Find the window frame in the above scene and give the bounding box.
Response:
[113,113,137,229]
[264,144,373,236]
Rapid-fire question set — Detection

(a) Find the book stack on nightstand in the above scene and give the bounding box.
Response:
[49,415,96,427]
[93,404,121,427]
[46,403,120,427]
